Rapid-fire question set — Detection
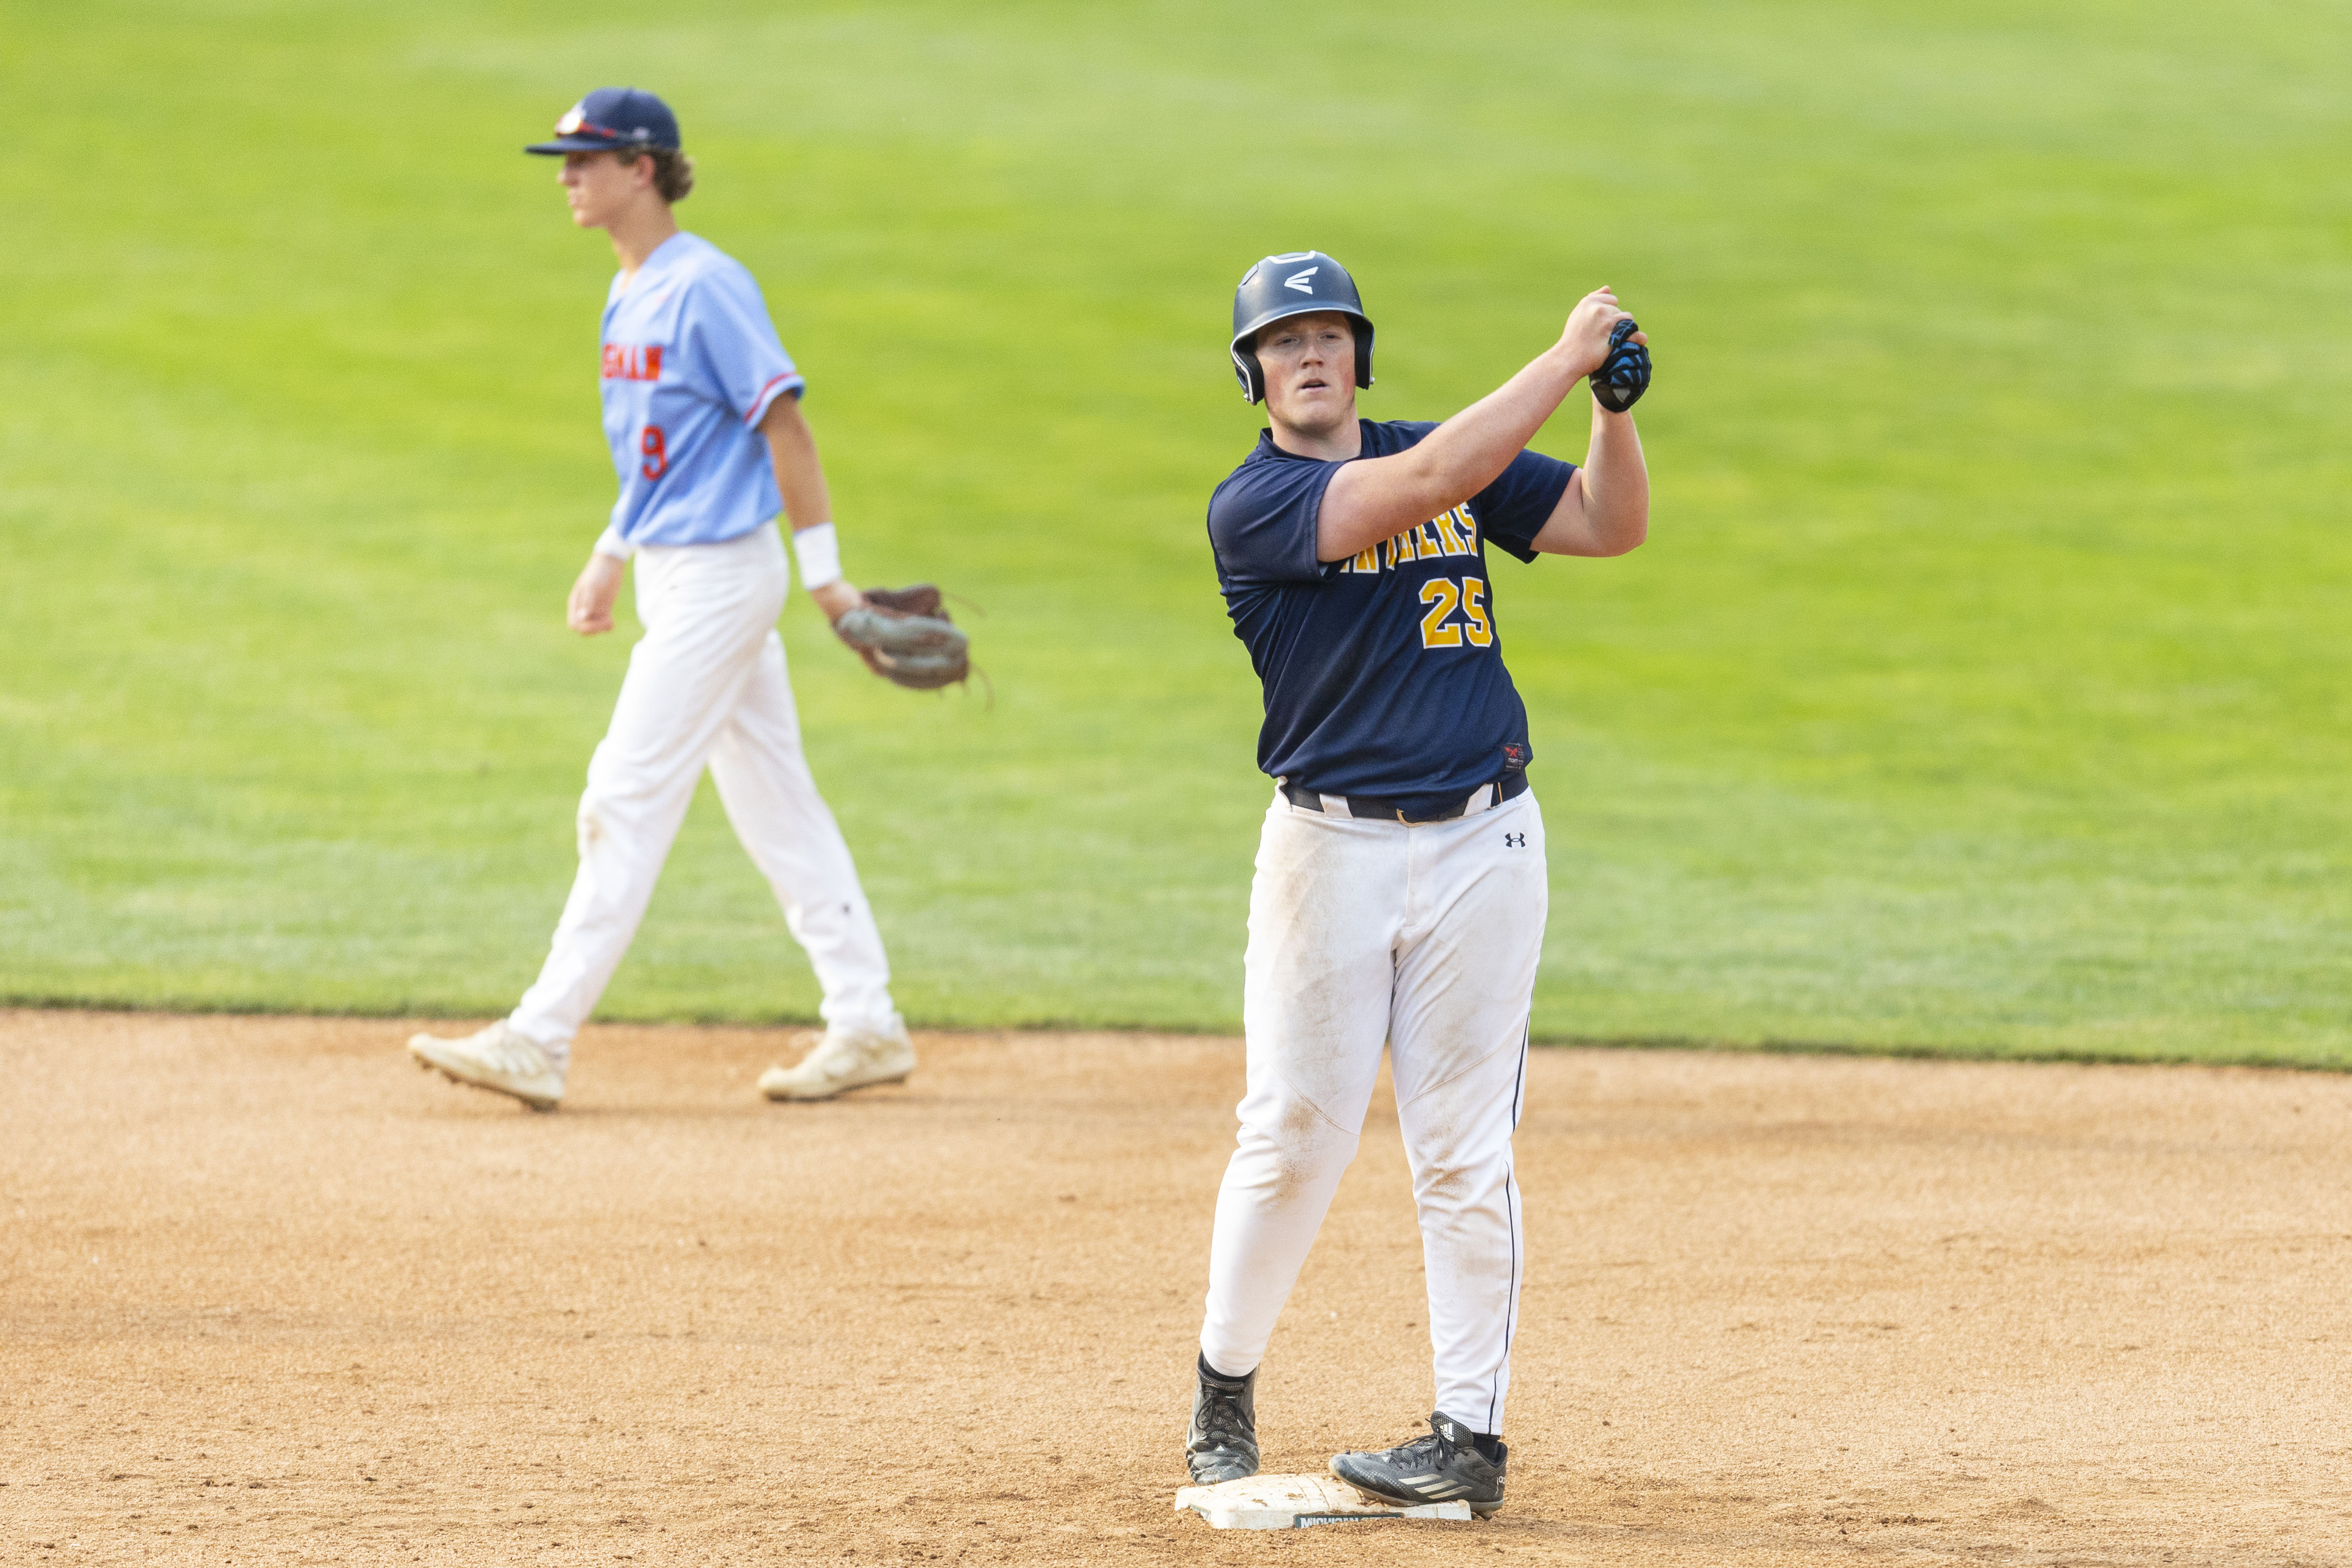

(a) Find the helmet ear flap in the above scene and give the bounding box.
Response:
[1355,323,1374,390]
[1232,345,1267,404]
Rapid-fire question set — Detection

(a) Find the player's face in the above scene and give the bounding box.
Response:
[558,150,646,229]
[1257,313,1356,435]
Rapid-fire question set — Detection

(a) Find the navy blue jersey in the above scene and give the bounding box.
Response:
[1207,419,1576,815]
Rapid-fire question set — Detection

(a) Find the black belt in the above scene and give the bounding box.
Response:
[1280,770,1527,825]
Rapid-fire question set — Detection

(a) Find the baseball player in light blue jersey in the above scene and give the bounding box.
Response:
[410,88,911,1110]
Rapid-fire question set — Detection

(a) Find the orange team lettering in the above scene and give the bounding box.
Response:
[601,344,664,381]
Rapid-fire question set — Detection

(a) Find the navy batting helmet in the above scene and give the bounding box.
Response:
[1229,251,1374,404]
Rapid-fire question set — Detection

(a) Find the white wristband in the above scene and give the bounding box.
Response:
[592,525,636,563]
[791,521,843,589]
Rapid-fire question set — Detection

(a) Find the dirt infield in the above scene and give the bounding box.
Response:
[4,1011,2349,1565]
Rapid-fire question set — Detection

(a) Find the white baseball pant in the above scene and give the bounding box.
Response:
[1199,786,1545,1434]
[508,522,896,1061]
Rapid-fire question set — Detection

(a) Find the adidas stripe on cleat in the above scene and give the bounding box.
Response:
[1329,1412,1506,1518]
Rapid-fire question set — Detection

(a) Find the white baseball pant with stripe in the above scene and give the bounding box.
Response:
[1199,786,1544,1434]
[508,521,896,1060]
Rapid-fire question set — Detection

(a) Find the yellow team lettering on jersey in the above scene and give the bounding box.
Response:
[1335,504,1496,653]
[1343,505,1481,574]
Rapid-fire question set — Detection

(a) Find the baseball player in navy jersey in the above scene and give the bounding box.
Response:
[1182,253,1651,1515]
[408,88,912,1110]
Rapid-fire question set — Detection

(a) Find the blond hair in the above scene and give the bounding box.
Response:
[620,146,695,204]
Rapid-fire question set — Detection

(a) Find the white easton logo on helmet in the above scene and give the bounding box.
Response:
[557,104,585,133]
[1284,267,1319,293]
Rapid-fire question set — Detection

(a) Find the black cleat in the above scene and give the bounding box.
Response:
[1185,1355,1260,1484]
[1330,1412,1507,1517]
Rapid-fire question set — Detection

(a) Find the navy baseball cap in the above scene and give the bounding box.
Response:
[525,87,681,155]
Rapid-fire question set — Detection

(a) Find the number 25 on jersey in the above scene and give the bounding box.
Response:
[1418,576,1493,649]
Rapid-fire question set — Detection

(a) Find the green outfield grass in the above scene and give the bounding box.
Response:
[3,0,2346,1064]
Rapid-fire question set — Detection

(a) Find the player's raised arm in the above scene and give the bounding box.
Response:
[1311,289,1644,562]
[1530,392,1650,557]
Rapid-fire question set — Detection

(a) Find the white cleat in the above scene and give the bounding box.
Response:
[757,1019,916,1102]
[408,1021,566,1112]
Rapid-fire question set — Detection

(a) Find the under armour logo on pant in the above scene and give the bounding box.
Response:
[1504,832,1525,848]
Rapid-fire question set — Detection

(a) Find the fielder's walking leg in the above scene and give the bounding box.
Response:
[508,530,788,1058]
[716,616,917,1100]
[706,623,896,1035]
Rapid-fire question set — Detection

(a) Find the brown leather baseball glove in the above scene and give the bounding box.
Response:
[830,585,970,690]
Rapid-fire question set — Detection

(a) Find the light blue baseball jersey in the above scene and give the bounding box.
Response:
[598,231,805,548]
